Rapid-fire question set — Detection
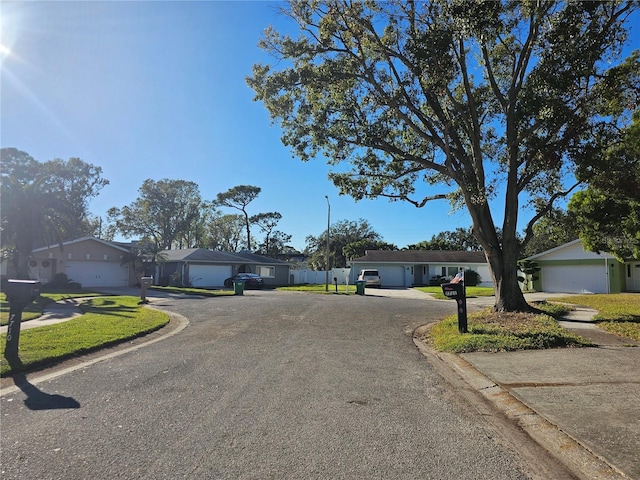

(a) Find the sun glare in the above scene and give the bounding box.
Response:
[0,43,10,58]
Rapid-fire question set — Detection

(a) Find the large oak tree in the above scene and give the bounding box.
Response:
[248,0,638,311]
[107,179,203,250]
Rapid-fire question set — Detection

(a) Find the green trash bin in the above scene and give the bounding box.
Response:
[355,280,366,295]
[233,281,245,296]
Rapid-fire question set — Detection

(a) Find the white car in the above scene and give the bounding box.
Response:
[358,269,381,287]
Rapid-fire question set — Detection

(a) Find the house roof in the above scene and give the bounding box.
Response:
[31,236,131,253]
[161,248,250,263]
[161,248,290,265]
[350,250,487,264]
[526,239,615,261]
[234,251,290,265]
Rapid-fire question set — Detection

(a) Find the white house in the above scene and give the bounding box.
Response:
[348,250,491,287]
[527,239,640,294]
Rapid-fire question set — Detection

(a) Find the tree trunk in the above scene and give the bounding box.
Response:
[485,245,530,312]
[467,199,530,312]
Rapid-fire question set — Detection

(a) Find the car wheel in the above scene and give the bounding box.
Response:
[224,279,232,288]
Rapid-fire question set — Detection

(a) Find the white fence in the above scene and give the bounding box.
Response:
[290,268,352,285]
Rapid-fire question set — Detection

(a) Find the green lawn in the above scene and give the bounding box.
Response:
[277,284,357,294]
[426,306,592,353]
[149,286,235,297]
[1,290,103,326]
[1,295,169,376]
[415,285,495,300]
[549,293,640,341]
[425,292,640,352]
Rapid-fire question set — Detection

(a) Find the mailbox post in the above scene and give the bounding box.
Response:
[140,276,154,303]
[441,281,468,334]
[4,279,41,359]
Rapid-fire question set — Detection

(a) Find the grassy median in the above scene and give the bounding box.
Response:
[426,293,639,352]
[426,309,592,353]
[1,295,169,376]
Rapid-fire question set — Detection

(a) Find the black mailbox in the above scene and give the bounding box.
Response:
[4,279,41,359]
[441,282,463,299]
[5,279,40,305]
[440,281,468,334]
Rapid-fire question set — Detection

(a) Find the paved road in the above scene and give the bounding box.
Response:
[1,290,574,479]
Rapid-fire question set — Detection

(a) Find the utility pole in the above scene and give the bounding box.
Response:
[325,195,330,292]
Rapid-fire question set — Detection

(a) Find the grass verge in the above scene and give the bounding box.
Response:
[415,286,495,300]
[549,293,640,341]
[426,309,592,353]
[277,284,357,294]
[149,286,235,297]
[1,296,169,376]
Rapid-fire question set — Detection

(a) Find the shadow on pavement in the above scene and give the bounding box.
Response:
[4,355,81,410]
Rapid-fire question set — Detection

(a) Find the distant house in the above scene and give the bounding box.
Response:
[527,239,640,294]
[348,250,491,287]
[29,237,135,288]
[158,248,291,288]
[22,237,292,289]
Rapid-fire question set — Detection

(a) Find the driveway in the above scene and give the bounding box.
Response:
[1,290,573,479]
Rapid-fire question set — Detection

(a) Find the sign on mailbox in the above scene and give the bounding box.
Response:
[441,282,463,299]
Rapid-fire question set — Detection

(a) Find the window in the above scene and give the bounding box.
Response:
[257,266,275,278]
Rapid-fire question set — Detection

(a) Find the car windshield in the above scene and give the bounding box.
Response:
[363,271,378,276]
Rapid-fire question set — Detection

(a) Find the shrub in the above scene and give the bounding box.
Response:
[464,269,481,286]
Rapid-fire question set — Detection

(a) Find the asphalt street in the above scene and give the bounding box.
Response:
[1,290,577,479]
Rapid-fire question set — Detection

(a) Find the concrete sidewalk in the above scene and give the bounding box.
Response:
[0,298,83,334]
[417,305,640,480]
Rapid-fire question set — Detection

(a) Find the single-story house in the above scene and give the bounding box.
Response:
[158,248,291,288]
[348,250,491,287]
[28,237,136,288]
[527,239,640,294]
[22,237,291,289]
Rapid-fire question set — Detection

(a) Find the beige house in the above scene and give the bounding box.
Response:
[29,237,136,288]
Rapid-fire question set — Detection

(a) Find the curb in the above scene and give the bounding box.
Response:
[1,308,189,396]
[412,324,628,480]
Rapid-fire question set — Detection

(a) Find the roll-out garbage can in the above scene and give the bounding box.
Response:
[355,280,366,295]
[233,281,245,296]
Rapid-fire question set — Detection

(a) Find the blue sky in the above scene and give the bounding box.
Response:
[1,1,638,252]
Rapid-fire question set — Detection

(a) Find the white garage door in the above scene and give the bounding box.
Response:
[377,266,405,287]
[65,261,129,288]
[189,265,232,287]
[541,265,608,294]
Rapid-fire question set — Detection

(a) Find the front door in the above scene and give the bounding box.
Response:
[628,262,640,292]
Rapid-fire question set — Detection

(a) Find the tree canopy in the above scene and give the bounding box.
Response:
[305,218,381,269]
[249,0,639,311]
[406,227,482,252]
[1,148,108,277]
[107,178,203,250]
[215,185,262,251]
[569,110,640,260]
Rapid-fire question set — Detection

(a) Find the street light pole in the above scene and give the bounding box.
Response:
[325,195,330,292]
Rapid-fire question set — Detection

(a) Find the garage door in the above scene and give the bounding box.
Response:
[65,261,129,288]
[541,265,607,294]
[377,266,405,287]
[189,265,232,287]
